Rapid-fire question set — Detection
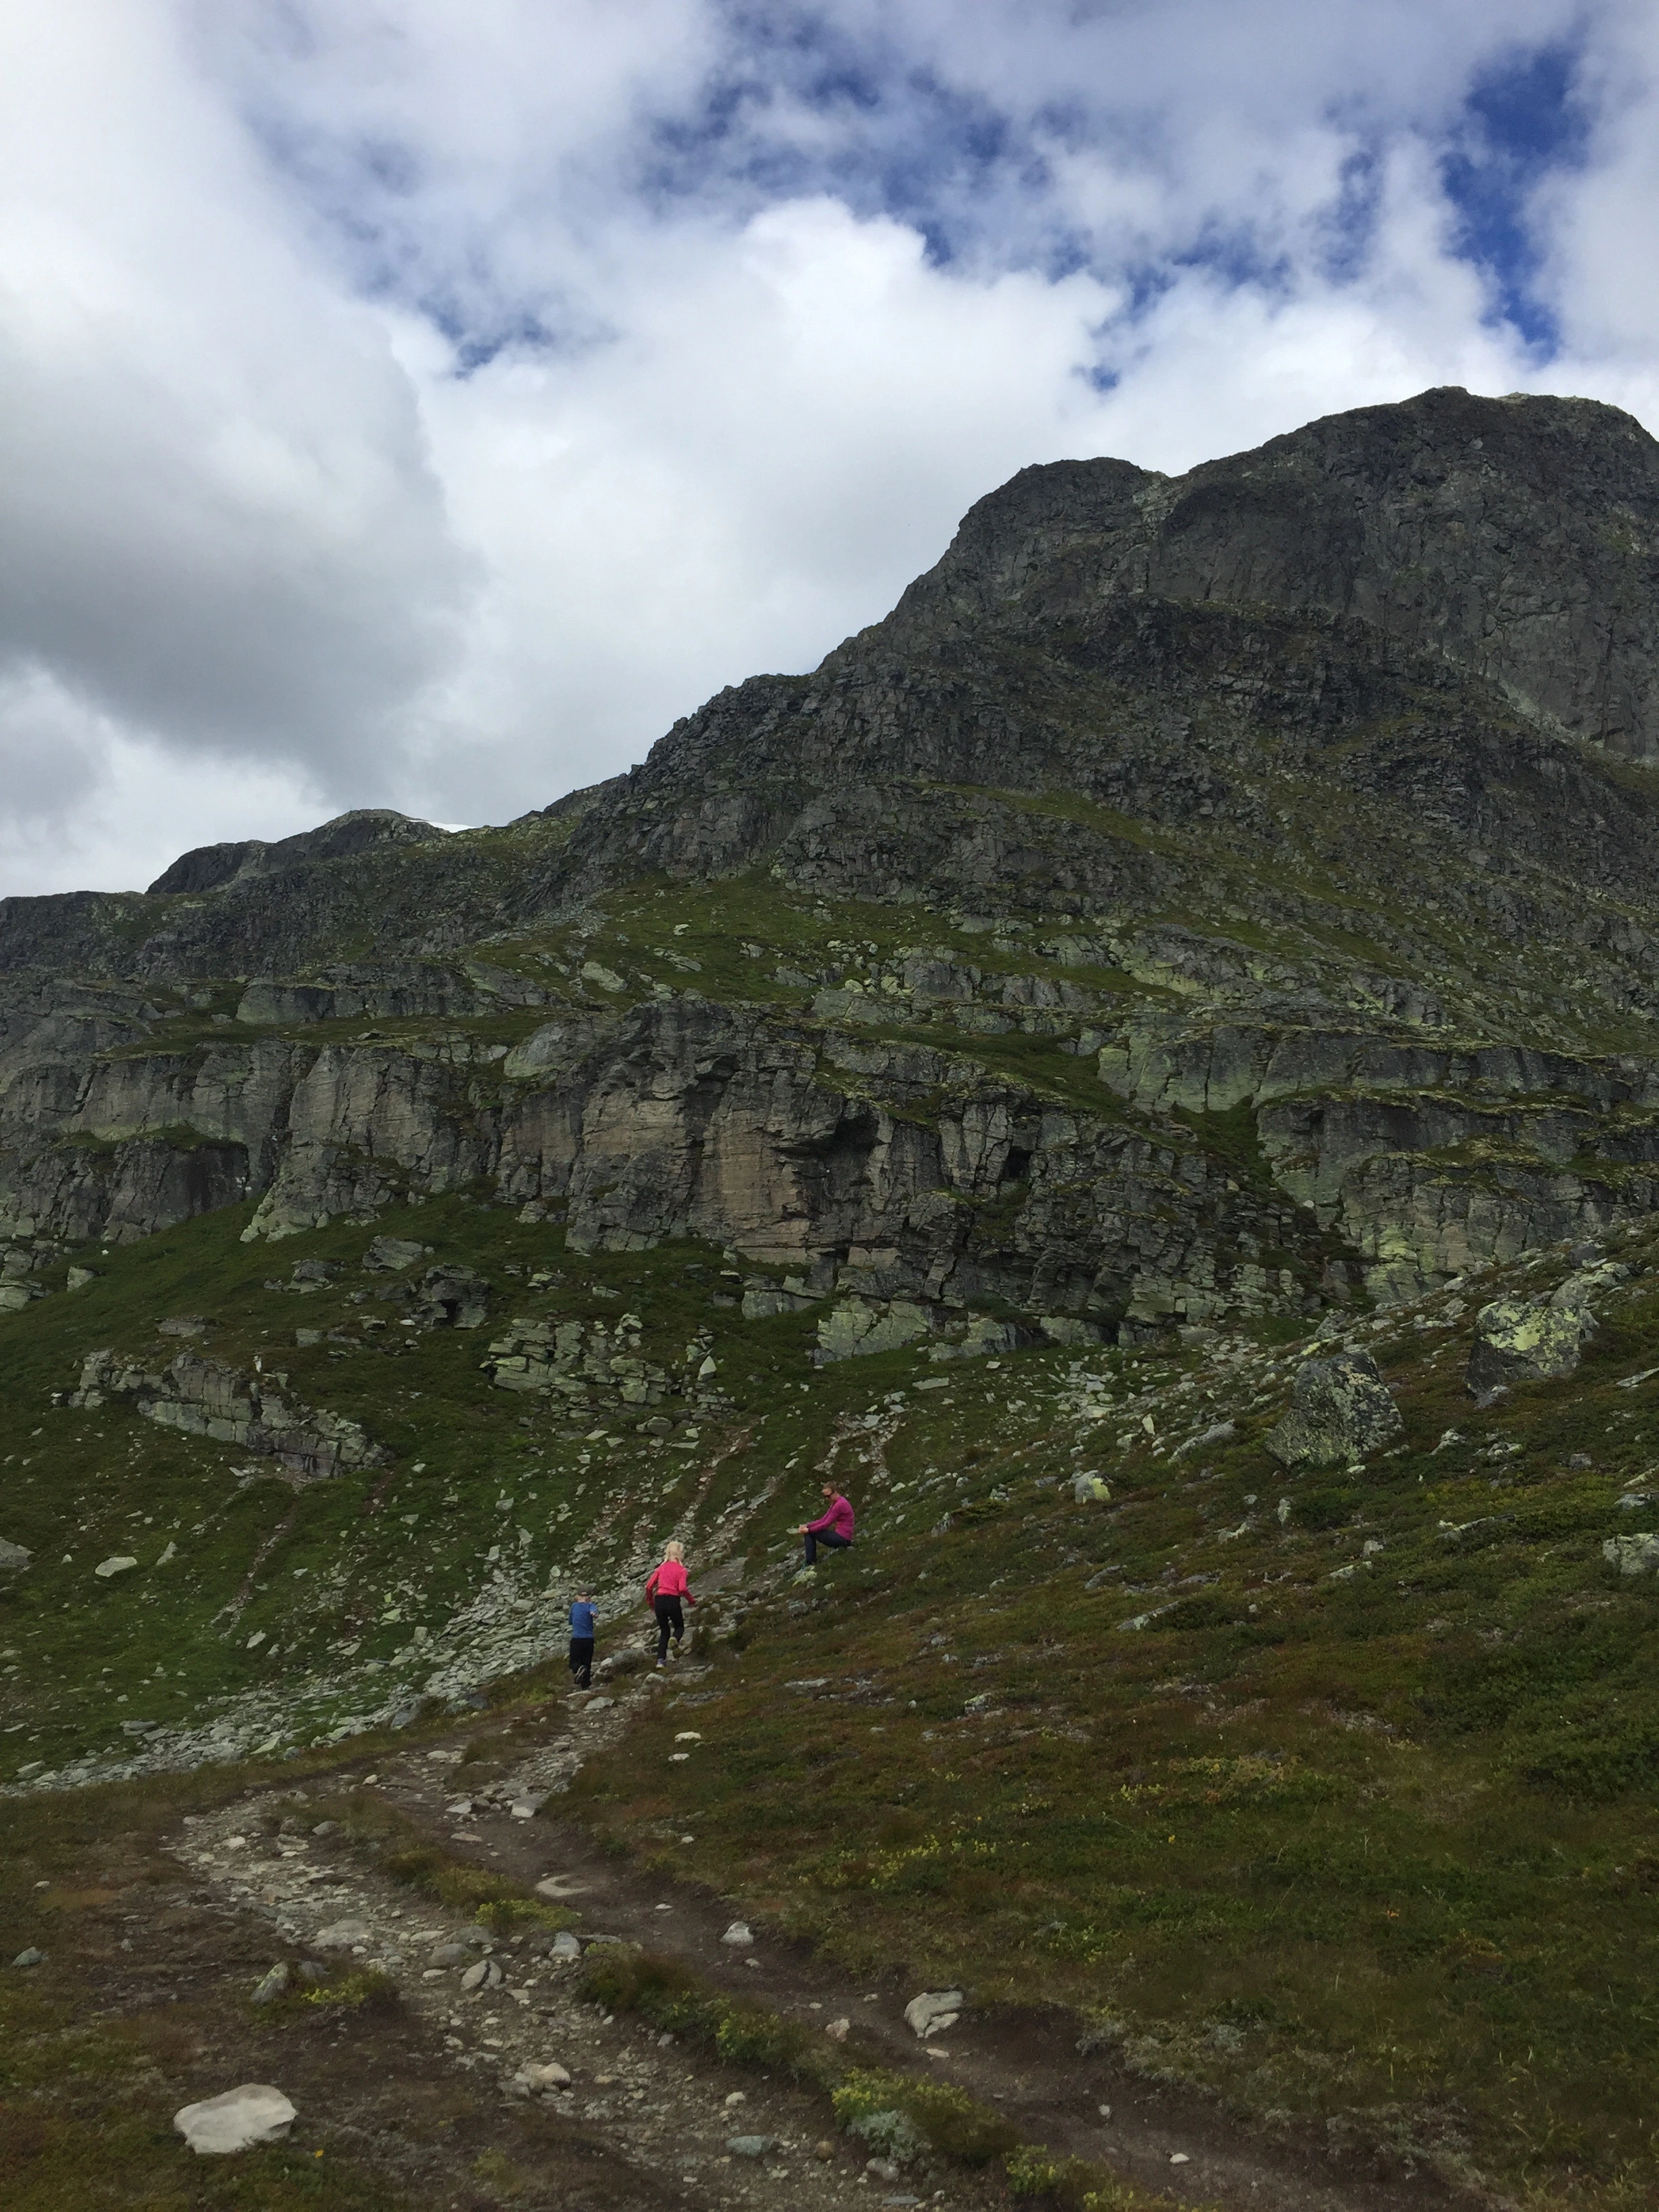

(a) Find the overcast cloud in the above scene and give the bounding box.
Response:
[3,0,1657,895]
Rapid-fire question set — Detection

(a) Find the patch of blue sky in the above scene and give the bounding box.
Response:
[1439,38,1592,353]
[1315,143,1386,288]
[637,9,1045,265]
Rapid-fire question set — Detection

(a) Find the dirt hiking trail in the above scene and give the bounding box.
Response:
[73,1656,1481,2212]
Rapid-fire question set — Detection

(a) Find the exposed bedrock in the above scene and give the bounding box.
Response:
[7,390,1659,1320]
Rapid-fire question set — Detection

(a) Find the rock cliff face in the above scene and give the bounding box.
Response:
[5,387,1659,1326]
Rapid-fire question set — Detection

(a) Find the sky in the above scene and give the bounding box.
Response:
[5,0,1659,897]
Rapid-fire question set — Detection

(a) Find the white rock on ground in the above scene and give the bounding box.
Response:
[94,1555,139,1579]
[312,1917,371,1949]
[720,1921,754,1947]
[515,2061,571,2090]
[174,2085,297,2154]
[903,1988,964,2037]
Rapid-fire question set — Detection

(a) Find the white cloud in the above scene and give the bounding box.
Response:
[3,0,1658,895]
[0,1,466,796]
[0,664,327,898]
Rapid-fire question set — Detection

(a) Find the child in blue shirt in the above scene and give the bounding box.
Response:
[568,1591,596,1689]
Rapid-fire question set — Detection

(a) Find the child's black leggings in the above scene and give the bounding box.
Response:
[653,1596,684,1660]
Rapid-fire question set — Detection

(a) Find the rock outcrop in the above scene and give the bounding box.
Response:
[7,391,1659,1329]
[72,1350,389,1479]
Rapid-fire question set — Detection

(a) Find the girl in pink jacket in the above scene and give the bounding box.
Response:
[644,1542,694,1667]
[797,1486,855,1568]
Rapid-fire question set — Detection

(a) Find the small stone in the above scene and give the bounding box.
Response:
[814,2139,835,2161]
[724,2092,746,2108]
[720,1921,754,1947]
[251,1963,291,2005]
[174,2084,297,2154]
[1170,2152,1190,2164]
[825,2016,851,2041]
[903,1989,963,2039]
[430,1943,470,1967]
[12,1947,45,1968]
[865,2158,901,2182]
[312,1918,371,1950]
[94,1555,139,1580]
[461,1957,504,1991]
[550,1931,583,1961]
[517,2061,571,2090]
[726,2135,776,2158]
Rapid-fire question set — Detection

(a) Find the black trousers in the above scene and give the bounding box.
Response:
[802,1529,853,1565]
[568,1636,594,1687]
[653,1595,684,1660]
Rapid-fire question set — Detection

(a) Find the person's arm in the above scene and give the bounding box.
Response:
[802,1503,835,1533]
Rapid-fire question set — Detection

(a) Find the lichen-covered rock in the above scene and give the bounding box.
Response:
[813,1297,939,1364]
[0,1536,31,1572]
[1603,1532,1659,1576]
[1265,1351,1404,1469]
[1467,1295,1595,1398]
[73,1349,388,1479]
[480,1313,679,1409]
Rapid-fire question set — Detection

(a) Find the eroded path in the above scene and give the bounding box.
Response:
[121,1662,1469,2212]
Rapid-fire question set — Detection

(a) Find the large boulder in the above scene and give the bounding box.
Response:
[412,1265,491,1330]
[1466,1291,1596,1398]
[1265,1351,1404,1471]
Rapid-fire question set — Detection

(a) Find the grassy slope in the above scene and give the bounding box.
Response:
[562,1252,1659,2208]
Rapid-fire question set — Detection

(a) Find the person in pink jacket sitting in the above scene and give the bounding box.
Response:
[797,1485,855,1569]
[644,1542,694,1668]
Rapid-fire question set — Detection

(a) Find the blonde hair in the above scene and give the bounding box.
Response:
[664,1541,684,1561]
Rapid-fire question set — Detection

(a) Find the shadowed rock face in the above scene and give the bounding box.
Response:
[886,388,1659,756]
[5,389,1659,1326]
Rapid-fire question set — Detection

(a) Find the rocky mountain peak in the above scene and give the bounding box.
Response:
[876,385,1659,754]
[146,809,449,897]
